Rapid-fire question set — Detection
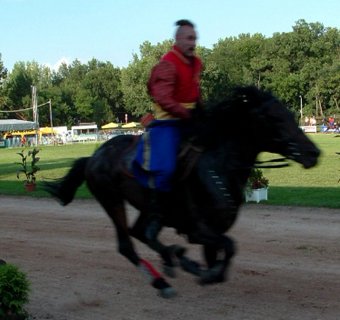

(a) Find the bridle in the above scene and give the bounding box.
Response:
[251,97,299,169]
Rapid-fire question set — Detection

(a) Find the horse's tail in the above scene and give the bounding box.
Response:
[43,157,90,206]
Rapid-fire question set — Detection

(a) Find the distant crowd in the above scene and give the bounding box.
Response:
[303,115,340,133]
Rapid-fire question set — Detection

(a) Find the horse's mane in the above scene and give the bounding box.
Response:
[207,86,274,121]
[192,86,275,147]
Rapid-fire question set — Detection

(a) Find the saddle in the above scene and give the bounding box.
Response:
[121,136,203,181]
[176,142,204,180]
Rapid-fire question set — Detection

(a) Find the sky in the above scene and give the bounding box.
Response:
[1,0,339,72]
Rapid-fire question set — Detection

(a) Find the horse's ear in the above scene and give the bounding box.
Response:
[233,86,269,113]
[234,86,262,103]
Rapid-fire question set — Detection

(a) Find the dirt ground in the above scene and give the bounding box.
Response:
[0,195,339,320]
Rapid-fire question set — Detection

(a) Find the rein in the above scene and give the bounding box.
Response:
[254,157,289,169]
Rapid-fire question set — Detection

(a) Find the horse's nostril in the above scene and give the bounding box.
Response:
[310,148,321,159]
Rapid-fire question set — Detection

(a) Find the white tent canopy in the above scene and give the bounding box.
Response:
[0,119,37,132]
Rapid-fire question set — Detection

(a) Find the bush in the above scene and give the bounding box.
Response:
[0,262,30,319]
[16,148,41,185]
[246,168,269,190]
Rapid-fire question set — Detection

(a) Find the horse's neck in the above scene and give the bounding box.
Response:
[204,141,257,192]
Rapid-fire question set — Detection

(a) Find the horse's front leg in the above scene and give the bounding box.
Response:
[199,236,236,284]
[182,223,236,284]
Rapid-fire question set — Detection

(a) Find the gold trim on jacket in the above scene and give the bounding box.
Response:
[154,102,195,120]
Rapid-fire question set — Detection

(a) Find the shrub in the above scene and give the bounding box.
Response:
[0,263,30,319]
[246,168,269,190]
[16,148,41,185]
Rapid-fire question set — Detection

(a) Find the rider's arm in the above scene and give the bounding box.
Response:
[147,61,191,119]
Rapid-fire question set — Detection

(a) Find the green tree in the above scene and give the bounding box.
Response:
[50,59,123,126]
[0,54,8,109]
[202,33,266,102]
[246,20,340,118]
[0,54,7,81]
[121,40,172,117]
[2,62,33,120]
[1,61,53,122]
[81,59,123,125]
[1,20,338,127]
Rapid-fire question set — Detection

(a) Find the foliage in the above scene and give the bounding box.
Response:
[0,20,339,125]
[121,40,172,117]
[16,148,40,184]
[0,262,30,319]
[0,54,8,109]
[246,168,269,191]
[0,54,7,81]
[81,61,123,125]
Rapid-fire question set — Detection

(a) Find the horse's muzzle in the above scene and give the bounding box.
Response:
[301,147,321,169]
[286,141,320,169]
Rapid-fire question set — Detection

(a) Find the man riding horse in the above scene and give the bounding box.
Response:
[133,19,205,242]
[44,20,320,298]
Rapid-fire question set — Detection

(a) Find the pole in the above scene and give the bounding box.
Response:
[48,99,56,144]
[31,86,39,145]
[49,100,53,131]
[299,95,303,126]
[49,99,55,143]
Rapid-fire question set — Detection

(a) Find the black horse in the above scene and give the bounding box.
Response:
[44,86,320,298]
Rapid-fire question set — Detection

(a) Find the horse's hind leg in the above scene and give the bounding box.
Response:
[94,195,176,298]
[129,211,186,278]
[203,244,218,268]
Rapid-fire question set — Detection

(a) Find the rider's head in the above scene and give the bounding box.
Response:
[174,19,197,58]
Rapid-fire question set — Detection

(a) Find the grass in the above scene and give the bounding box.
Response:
[0,143,99,199]
[0,134,340,208]
[258,133,340,208]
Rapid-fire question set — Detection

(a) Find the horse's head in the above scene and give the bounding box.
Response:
[205,87,320,168]
[233,86,320,169]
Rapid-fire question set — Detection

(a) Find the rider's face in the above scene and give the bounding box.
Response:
[175,26,197,57]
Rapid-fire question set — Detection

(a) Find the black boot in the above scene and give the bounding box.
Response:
[144,190,169,241]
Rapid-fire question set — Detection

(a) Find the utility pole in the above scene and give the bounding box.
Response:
[31,86,39,145]
[299,95,303,126]
[49,99,53,131]
[48,99,55,142]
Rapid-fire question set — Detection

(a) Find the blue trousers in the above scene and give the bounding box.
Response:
[133,120,183,192]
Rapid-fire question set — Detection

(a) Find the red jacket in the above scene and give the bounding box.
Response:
[148,45,202,120]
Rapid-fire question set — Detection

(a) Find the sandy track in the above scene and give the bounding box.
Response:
[0,195,339,320]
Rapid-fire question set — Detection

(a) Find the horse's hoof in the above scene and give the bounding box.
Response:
[163,264,176,278]
[152,276,177,298]
[159,287,177,298]
[199,270,225,285]
[199,261,230,285]
[152,276,176,296]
